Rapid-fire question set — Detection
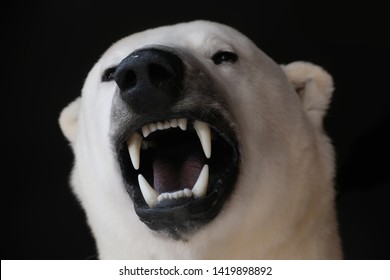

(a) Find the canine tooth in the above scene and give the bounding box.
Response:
[178,118,187,130]
[192,164,209,198]
[142,126,151,138]
[127,133,142,170]
[138,174,158,208]
[194,121,212,158]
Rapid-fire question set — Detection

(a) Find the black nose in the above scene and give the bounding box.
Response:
[114,48,185,113]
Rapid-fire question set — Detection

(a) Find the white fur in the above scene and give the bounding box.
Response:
[282,62,334,129]
[59,20,342,259]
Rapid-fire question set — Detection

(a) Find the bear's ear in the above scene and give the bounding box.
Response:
[59,97,81,143]
[281,61,334,129]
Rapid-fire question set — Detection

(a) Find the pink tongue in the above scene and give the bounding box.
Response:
[153,153,204,194]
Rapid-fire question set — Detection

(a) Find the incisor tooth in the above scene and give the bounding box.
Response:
[142,119,185,138]
[170,119,178,128]
[194,121,212,158]
[138,174,158,208]
[192,164,209,198]
[127,133,142,170]
[142,126,151,138]
[149,123,157,133]
[178,118,187,130]
[183,188,192,197]
[157,188,193,203]
[157,193,168,202]
[163,121,171,129]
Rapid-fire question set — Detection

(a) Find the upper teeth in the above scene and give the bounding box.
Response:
[127,133,142,170]
[193,121,211,159]
[141,118,187,138]
[127,118,212,208]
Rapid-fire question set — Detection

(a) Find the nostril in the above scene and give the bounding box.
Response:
[148,63,172,89]
[117,70,137,91]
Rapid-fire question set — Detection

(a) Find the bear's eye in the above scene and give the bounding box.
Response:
[211,51,238,65]
[102,67,117,82]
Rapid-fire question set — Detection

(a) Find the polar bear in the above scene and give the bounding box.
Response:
[59,20,342,259]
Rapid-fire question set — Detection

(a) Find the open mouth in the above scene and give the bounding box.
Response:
[117,115,239,238]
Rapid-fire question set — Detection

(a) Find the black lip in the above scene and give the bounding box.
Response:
[116,112,240,239]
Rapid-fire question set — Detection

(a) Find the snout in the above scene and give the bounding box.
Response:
[114,48,185,114]
[111,46,240,239]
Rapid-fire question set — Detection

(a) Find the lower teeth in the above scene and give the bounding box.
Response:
[137,164,209,208]
[157,188,193,202]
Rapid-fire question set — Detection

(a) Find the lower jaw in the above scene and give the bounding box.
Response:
[126,160,239,240]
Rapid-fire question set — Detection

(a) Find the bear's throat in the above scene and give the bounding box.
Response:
[142,129,206,194]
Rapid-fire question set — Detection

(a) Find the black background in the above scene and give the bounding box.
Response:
[2,0,389,260]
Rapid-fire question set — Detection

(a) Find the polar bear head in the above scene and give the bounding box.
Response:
[59,20,341,259]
